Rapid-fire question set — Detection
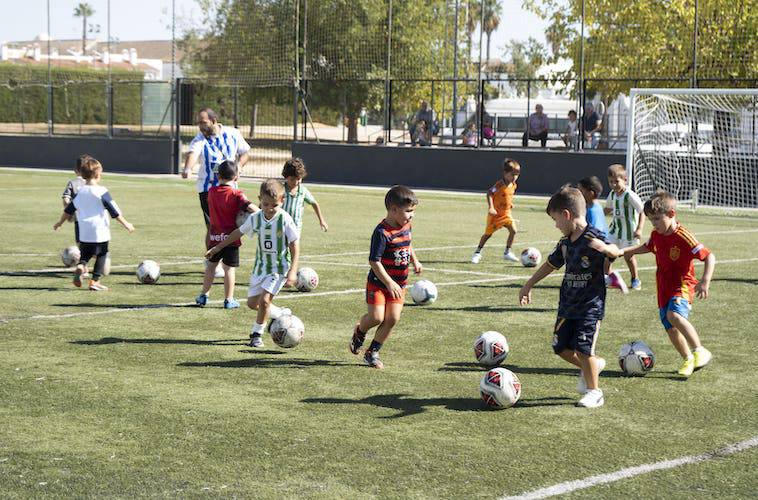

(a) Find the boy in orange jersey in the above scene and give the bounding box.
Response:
[623,191,715,377]
[349,186,423,369]
[471,158,521,263]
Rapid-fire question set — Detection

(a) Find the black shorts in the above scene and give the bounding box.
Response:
[552,317,601,356]
[207,245,240,267]
[199,191,210,226]
[79,241,109,262]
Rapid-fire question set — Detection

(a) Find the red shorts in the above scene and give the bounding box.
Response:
[365,282,406,305]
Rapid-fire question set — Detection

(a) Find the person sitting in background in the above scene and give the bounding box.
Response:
[522,104,549,148]
[414,120,431,147]
[461,122,478,147]
[583,103,602,149]
[562,110,579,150]
[411,101,434,145]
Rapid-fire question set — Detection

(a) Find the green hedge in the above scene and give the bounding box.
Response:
[0,63,144,126]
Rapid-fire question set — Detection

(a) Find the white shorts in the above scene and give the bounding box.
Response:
[248,273,287,297]
[609,235,639,249]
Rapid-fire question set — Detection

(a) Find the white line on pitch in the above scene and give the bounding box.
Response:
[500,436,758,500]
[301,260,506,277]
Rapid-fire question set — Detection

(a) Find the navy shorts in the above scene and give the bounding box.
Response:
[552,317,601,356]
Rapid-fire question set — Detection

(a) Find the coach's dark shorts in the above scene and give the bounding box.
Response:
[208,245,240,267]
[552,317,601,356]
[199,191,210,226]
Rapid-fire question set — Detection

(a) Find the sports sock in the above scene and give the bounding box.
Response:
[506,247,511,253]
[269,304,284,319]
[368,340,382,352]
[475,246,482,253]
[251,322,264,336]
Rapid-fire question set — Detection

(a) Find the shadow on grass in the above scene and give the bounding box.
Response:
[0,286,69,291]
[712,277,758,286]
[439,362,627,379]
[0,271,71,279]
[178,357,351,369]
[429,305,554,313]
[302,393,576,418]
[52,302,197,309]
[72,337,247,346]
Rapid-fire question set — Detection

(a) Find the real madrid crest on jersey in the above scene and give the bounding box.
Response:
[581,255,590,268]
[669,245,680,261]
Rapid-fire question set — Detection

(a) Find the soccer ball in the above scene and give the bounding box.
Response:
[296,267,319,292]
[410,280,438,305]
[136,260,161,284]
[270,314,304,348]
[480,367,522,409]
[618,340,656,376]
[474,331,510,367]
[520,247,542,267]
[60,246,81,267]
[236,210,249,228]
[205,259,225,279]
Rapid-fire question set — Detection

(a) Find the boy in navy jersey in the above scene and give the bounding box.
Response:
[519,187,622,408]
[349,185,423,369]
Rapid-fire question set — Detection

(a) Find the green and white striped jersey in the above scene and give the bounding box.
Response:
[606,188,644,241]
[240,209,300,276]
[282,182,316,229]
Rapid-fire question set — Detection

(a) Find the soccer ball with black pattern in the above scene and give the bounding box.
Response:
[61,246,81,267]
[618,340,656,376]
[474,331,509,367]
[296,267,319,292]
[410,280,438,305]
[520,247,542,267]
[480,367,521,409]
[270,314,304,348]
[136,260,160,284]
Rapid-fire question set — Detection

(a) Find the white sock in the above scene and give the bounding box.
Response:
[251,322,264,336]
[269,304,284,319]
[694,346,706,353]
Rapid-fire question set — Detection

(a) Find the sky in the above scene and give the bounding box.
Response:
[0,0,548,58]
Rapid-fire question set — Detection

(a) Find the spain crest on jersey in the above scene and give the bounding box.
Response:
[669,245,681,261]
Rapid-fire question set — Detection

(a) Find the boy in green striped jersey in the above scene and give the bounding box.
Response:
[282,158,328,233]
[207,179,300,347]
[604,164,645,290]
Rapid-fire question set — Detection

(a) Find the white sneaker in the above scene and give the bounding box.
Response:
[608,270,629,294]
[577,357,606,394]
[503,250,518,262]
[471,252,482,264]
[577,389,604,408]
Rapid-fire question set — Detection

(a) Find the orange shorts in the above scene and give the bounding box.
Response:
[484,214,514,236]
[365,282,406,305]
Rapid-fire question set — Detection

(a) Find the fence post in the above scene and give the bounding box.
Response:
[107,81,114,138]
[173,78,182,174]
[233,85,239,129]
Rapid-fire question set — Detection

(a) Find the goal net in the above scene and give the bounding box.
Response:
[627,89,758,209]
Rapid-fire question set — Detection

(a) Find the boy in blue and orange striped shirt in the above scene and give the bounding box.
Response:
[349,185,423,369]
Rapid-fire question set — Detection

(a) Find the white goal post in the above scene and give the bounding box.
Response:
[626,88,758,209]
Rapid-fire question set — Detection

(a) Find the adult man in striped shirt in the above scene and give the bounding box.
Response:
[182,108,252,247]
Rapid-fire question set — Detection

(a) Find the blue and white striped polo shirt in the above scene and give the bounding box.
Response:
[188,125,251,193]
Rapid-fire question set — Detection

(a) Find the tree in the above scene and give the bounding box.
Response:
[73,3,95,56]
[500,37,548,95]
[482,0,501,63]
[523,0,758,98]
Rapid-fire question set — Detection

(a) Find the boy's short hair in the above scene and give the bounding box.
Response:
[644,190,677,216]
[546,186,586,217]
[282,157,307,179]
[578,176,603,198]
[217,160,238,181]
[80,157,103,180]
[75,154,91,172]
[608,164,627,179]
[503,158,521,174]
[259,178,284,200]
[385,185,418,209]
[568,109,577,116]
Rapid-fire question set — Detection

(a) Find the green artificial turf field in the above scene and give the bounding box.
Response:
[1,168,756,498]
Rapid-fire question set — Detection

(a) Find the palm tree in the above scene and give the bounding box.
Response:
[464,0,480,78]
[482,0,502,63]
[73,3,95,55]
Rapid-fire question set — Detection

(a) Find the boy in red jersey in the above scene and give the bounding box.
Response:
[195,161,259,309]
[624,191,715,377]
[349,185,423,369]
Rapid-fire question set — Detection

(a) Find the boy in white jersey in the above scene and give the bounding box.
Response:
[281,158,328,233]
[53,157,134,291]
[207,179,299,348]
[604,164,645,290]
[61,154,89,245]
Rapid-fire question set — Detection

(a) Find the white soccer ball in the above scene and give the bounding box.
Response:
[214,265,225,279]
[60,246,81,267]
[270,314,305,348]
[474,331,510,367]
[410,280,438,305]
[618,340,656,376]
[480,367,522,409]
[296,267,319,292]
[136,260,161,284]
[520,247,542,267]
